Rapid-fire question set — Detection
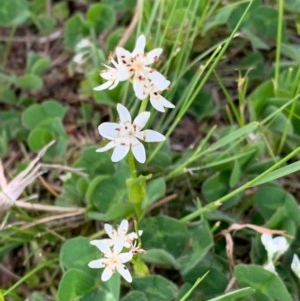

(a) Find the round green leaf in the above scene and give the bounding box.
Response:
[16,74,43,91]
[27,128,54,151]
[0,0,30,26]
[86,3,115,33]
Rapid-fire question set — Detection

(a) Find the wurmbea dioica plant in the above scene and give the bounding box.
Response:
[89,34,174,281]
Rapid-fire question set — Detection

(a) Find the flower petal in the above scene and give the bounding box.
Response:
[147,70,168,87]
[116,264,132,283]
[272,236,289,255]
[291,254,300,278]
[98,122,120,139]
[149,94,175,112]
[113,237,125,254]
[261,234,272,251]
[136,130,165,142]
[131,142,146,164]
[101,266,114,281]
[118,220,129,235]
[133,78,148,100]
[111,145,130,162]
[144,48,163,65]
[94,81,113,91]
[132,34,146,56]
[117,103,132,123]
[116,47,132,64]
[133,111,150,130]
[104,223,114,238]
[96,141,116,153]
[88,259,105,269]
[90,240,111,254]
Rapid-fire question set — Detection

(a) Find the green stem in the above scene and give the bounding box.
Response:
[128,151,137,178]
[3,259,57,297]
[274,0,284,93]
[138,99,148,114]
[181,144,300,222]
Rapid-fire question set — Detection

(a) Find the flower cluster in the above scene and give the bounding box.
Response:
[95,35,175,163]
[88,220,143,282]
[94,35,174,113]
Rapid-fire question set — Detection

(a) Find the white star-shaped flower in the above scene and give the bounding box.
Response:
[261,234,289,262]
[94,56,130,91]
[291,253,300,279]
[96,103,165,163]
[88,238,133,282]
[91,220,143,250]
[133,76,174,112]
[0,141,55,212]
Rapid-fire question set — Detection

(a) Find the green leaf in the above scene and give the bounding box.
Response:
[254,185,300,226]
[132,275,178,301]
[60,237,99,272]
[57,269,95,301]
[86,3,116,33]
[142,177,166,209]
[206,287,254,301]
[202,172,230,202]
[30,56,51,75]
[140,216,189,258]
[178,221,214,275]
[0,0,30,26]
[64,13,89,51]
[22,100,68,130]
[74,147,115,177]
[209,123,258,152]
[86,175,126,212]
[121,291,148,301]
[252,161,300,186]
[141,249,179,269]
[16,74,43,91]
[27,128,54,151]
[235,264,294,301]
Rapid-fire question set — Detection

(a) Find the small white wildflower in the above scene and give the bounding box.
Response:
[291,253,300,279]
[93,56,130,91]
[0,141,55,212]
[261,234,289,262]
[96,103,165,163]
[93,34,170,100]
[88,238,133,282]
[133,76,174,112]
[95,219,143,249]
[73,38,92,65]
[116,34,163,79]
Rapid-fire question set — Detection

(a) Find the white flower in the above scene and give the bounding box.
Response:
[133,76,174,112]
[93,34,169,99]
[96,103,165,163]
[0,141,55,212]
[73,38,92,65]
[88,238,133,282]
[116,34,163,79]
[291,254,300,279]
[96,219,143,249]
[261,234,289,262]
[94,57,130,91]
[263,260,277,274]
